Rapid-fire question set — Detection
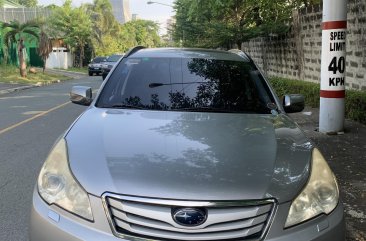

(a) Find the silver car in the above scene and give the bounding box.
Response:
[30,47,345,241]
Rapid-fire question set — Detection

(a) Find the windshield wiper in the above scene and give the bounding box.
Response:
[101,104,144,109]
[171,107,241,113]
[149,82,208,88]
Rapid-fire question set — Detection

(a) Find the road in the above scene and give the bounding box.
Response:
[0,76,102,241]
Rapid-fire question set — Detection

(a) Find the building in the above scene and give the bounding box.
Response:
[109,0,131,24]
[132,13,139,21]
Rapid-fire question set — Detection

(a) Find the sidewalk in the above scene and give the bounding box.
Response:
[290,108,366,241]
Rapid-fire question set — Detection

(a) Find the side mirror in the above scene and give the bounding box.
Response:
[283,94,305,113]
[70,86,92,106]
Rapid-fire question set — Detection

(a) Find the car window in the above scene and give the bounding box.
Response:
[96,57,275,114]
[92,57,105,63]
[106,55,123,62]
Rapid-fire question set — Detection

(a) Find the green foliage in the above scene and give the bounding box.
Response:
[123,20,161,48]
[1,20,40,76]
[269,77,366,125]
[37,0,162,64]
[172,0,320,48]
[270,77,320,107]
[1,20,39,47]
[17,0,38,7]
[345,90,366,124]
[46,0,161,59]
[49,0,92,67]
[86,0,120,56]
[8,0,38,7]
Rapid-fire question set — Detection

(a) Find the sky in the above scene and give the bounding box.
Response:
[37,0,175,34]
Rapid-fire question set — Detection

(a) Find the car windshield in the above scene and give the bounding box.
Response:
[106,55,123,62]
[92,57,105,63]
[96,57,276,114]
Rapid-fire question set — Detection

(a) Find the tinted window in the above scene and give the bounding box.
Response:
[92,57,105,63]
[106,55,123,62]
[96,57,275,114]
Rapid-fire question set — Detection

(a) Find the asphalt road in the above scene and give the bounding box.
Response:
[0,76,103,241]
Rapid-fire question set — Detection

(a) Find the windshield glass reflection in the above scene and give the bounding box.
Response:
[97,57,275,113]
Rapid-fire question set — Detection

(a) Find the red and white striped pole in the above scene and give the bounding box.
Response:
[319,0,347,133]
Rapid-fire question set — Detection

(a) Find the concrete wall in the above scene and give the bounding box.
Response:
[241,0,366,90]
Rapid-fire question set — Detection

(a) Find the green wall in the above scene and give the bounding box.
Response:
[0,33,44,67]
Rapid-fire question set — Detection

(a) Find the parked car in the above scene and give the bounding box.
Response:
[30,47,345,241]
[101,54,124,80]
[88,56,106,76]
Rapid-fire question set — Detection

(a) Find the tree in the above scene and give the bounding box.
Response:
[17,0,38,7]
[123,20,161,48]
[1,20,39,77]
[173,0,297,49]
[85,0,161,56]
[85,0,122,56]
[37,30,52,73]
[50,0,92,67]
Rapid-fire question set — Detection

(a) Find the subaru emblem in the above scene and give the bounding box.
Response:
[172,208,207,226]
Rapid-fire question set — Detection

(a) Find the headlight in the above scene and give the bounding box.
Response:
[102,64,108,68]
[37,139,93,221]
[285,148,339,228]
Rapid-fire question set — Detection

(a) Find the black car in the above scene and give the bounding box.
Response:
[88,56,106,76]
[101,54,124,79]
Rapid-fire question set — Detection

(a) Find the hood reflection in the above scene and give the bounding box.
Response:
[66,108,312,202]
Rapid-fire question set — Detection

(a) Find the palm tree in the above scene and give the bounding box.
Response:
[1,20,40,77]
[38,30,53,73]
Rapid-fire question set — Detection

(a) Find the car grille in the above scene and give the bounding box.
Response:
[103,194,275,241]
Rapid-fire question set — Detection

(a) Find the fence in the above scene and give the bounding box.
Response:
[0,7,52,24]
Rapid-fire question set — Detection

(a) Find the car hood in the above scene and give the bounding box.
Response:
[66,108,312,203]
[101,61,116,67]
[90,63,102,67]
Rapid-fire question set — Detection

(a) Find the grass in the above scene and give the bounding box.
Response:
[269,77,366,125]
[0,65,70,85]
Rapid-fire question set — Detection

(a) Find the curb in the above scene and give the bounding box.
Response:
[0,85,36,95]
[0,79,65,96]
[39,68,88,76]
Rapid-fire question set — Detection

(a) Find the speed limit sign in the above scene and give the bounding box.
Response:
[319,0,347,133]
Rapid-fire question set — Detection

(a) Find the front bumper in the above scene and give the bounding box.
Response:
[102,68,111,75]
[30,189,345,241]
[88,67,102,73]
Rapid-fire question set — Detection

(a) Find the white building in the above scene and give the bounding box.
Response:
[46,48,73,69]
[109,0,131,24]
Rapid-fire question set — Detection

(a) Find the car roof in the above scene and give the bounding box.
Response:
[128,48,251,62]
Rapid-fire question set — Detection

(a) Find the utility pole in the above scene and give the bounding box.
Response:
[319,0,348,133]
